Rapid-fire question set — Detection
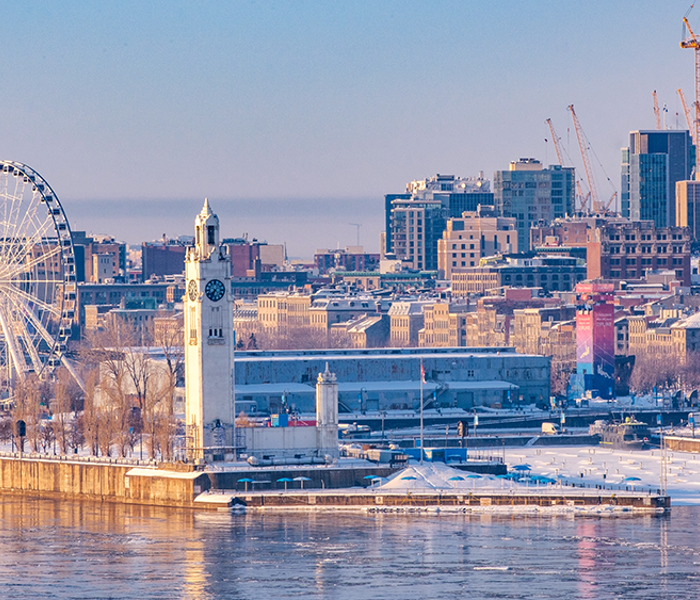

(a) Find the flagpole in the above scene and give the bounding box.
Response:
[420,357,424,466]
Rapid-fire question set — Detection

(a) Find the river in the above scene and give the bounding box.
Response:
[1,496,698,599]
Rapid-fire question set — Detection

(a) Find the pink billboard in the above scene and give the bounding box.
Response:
[576,309,593,375]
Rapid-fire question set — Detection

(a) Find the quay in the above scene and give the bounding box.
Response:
[0,453,669,514]
[198,487,670,514]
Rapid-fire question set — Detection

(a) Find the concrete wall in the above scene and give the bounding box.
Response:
[243,426,318,455]
[0,454,399,507]
[0,455,206,508]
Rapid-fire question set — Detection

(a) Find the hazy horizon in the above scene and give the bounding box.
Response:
[66,197,382,260]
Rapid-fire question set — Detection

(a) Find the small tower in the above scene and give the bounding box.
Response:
[316,363,339,459]
[184,199,235,460]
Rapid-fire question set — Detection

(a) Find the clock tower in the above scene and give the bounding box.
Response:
[184,199,235,460]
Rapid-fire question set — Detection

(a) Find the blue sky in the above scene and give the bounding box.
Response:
[0,1,698,253]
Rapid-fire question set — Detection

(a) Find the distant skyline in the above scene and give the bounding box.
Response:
[2,1,699,256]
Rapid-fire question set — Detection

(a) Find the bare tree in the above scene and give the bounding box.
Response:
[629,351,679,395]
[52,368,73,454]
[16,376,42,453]
[550,358,572,398]
[151,313,183,461]
[81,369,101,456]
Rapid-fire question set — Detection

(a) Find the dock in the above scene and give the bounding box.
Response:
[195,487,670,514]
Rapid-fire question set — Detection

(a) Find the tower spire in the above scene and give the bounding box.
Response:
[194,198,220,259]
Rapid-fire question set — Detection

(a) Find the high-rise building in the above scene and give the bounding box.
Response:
[389,197,446,271]
[621,130,693,227]
[437,207,517,278]
[676,179,700,248]
[493,159,575,251]
[384,173,493,260]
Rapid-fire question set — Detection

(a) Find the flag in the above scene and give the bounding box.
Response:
[420,360,426,385]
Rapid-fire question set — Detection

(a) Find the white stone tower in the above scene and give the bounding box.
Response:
[184,199,235,460]
[316,363,339,459]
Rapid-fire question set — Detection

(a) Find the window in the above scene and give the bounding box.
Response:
[189,307,197,342]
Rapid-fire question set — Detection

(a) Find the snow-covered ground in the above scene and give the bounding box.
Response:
[499,444,700,505]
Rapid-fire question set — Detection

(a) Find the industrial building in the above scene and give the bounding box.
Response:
[232,347,550,414]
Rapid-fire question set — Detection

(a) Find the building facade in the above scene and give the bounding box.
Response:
[315,246,380,274]
[141,241,187,281]
[388,198,446,271]
[676,179,700,248]
[621,130,693,227]
[493,159,575,250]
[585,219,691,285]
[451,255,586,296]
[576,283,615,400]
[437,208,517,278]
[384,173,494,262]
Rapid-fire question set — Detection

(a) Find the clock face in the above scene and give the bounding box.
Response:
[187,280,198,301]
[205,279,226,302]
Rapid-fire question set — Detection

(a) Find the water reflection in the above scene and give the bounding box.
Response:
[0,497,698,599]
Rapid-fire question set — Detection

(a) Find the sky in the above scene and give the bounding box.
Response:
[1,1,699,257]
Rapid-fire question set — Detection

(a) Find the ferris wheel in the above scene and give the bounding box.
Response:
[0,161,78,388]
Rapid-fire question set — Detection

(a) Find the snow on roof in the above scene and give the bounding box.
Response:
[235,383,315,394]
[671,312,700,329]
[234,380,518,395]
[336,380,517,393]
[126,467,204,480]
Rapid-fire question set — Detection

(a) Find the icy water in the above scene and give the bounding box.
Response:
[1,497,699,600]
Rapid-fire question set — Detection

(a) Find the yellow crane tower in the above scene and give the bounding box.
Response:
[545,118,591,213]
[567,104,602,212]
[545,118,564,165]
[681,5,700,178]
[677,88,694,133]
[653,90,662,129]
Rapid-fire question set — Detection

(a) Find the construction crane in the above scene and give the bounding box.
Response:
[605,191,618,212]
[545,117,591,213]
[653,90,662,129]
[349,223,361,246]
[567,104,602,212]
[681,5,700,177]
[545,118,565,165]
[677,88,694,133]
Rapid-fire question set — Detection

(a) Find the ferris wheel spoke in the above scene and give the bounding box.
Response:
[5,178,28,241]
[7,295,55,370]
[0,243,62,280]
[2,213,53,268]
[10,310,44,374]
[14,193,53,249]
[0,302,26,381]
[12,297,60,357]
[3,284,62,318]
[9,192,39,244]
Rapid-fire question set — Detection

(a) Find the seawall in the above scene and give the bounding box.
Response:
[0,453,398,509]
[0,454,206,508]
